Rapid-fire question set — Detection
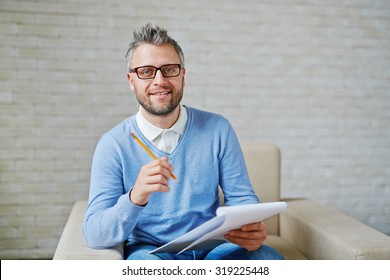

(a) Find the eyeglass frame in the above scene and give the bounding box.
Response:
[129,64,184,80]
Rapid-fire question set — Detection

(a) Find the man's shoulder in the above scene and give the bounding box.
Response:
[184,106,234,139]
[185,106,229,123]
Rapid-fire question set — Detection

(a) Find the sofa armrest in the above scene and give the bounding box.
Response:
[53,200,123,260]
[280,199,390,259]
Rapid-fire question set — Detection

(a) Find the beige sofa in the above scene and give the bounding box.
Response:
[53,143,390,259]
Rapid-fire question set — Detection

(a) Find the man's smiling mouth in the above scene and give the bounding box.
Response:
[150,91,170,96]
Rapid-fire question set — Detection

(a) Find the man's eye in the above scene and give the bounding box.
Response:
[163,66,178,75]
[140,69,152,75]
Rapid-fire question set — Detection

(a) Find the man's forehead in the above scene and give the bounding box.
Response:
[132,44,180,66]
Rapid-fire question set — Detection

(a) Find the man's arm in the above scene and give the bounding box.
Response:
[82,135,174,249]
[82,135,143,249]
[217,119,265,250]
[218,119,259,206]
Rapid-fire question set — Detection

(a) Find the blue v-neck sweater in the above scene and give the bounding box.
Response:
[83,106,259,249]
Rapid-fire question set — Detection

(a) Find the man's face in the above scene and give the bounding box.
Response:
[127,44,185,116]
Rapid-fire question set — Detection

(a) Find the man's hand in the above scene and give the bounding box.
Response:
[130,156,173,206]
[224,222,267,251]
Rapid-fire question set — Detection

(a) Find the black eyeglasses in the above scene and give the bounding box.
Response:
[129,64,183,80]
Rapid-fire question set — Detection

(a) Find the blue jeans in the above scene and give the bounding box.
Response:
[125,242,284,260]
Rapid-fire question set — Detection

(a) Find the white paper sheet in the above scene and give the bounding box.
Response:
[149,201,287,254]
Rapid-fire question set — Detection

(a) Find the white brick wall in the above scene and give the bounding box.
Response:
[1,0,389,259]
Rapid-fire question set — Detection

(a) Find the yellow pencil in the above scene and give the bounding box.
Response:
[131,132,178,182]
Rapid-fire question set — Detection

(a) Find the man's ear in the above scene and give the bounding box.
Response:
[127,73,135,91]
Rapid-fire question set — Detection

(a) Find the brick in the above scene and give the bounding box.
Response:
[0,238,36,250]
[0,215,35,227]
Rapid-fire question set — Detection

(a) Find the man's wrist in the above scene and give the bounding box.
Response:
[129,189,148,207]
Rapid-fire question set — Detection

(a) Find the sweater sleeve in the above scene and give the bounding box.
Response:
[218,119,259,206]
[82,134,143,249]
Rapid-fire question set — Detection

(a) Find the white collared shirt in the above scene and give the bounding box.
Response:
[135,105,187,153]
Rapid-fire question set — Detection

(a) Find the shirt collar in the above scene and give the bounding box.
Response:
[135,105,187,142]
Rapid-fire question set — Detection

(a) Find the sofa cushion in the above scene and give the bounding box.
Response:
[265,235,307,260]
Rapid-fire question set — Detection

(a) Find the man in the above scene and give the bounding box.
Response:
[82,23,284,260]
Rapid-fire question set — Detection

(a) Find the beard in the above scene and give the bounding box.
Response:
[134,86,183,116]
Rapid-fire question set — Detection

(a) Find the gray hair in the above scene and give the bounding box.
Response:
[125,23,185,72]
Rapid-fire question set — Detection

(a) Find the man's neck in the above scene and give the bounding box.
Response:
[140,106,181,129]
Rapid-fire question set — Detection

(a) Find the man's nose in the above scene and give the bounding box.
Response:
[152,69,168,84]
